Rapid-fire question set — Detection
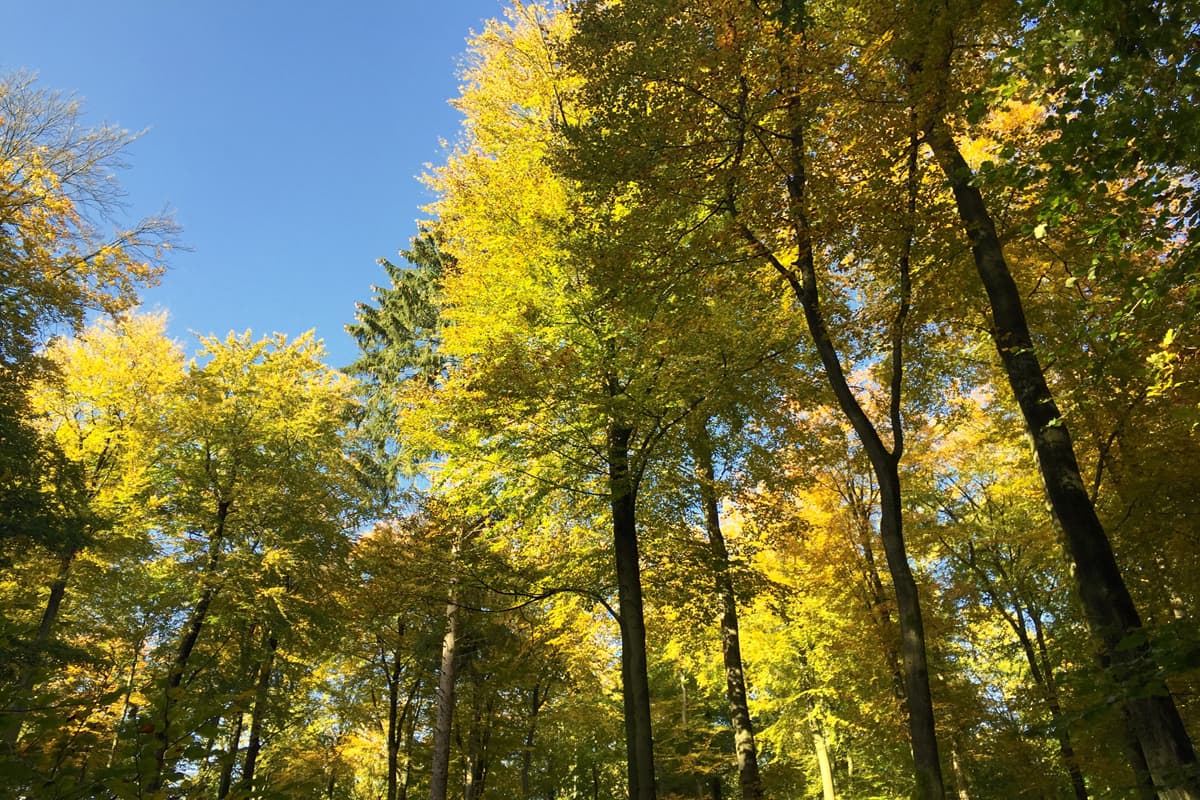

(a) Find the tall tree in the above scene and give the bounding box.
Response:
[143,331,363,794]
[903,2,1200,794]
[0,72,175,554]
[565,2,947,794]
[690,419,763,800]
[1,313,181,778]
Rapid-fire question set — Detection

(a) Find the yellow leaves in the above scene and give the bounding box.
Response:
[1,72,176,354]
[30,312,184,519]
[957,93,1052,175]
[1146,327,1185,401]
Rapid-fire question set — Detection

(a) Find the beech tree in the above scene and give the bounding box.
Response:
[899,1,1200,793]
[0,313,181,788]
[140,330,364,795]
[0,72,176,565]
[563,1,956,794]
[7,5,1200,800]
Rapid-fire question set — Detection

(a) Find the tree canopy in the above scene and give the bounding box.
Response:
[2,3,1199,798]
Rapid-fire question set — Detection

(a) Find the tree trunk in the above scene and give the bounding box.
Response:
[609,421,657,800]
[1123,707,1160,800]
[149,498,230,793]
[691,423,764,800]
[927,123,1200,799]
[238,632,277,793]
[107,629,146,769]
[812,720,837,800]
[950,743,970,800]
[846,482,907,703]
[399,689,423,800]
[2,549,76,752]
[216,712,244,800]
[521,681,550,800]
[429,556,462,800]
[737,73,944,797]
[1028,599,1090,800]
[959,545,1090,800]
[387,654,402,800]
[386,618,412,800]
[217,622,259,800]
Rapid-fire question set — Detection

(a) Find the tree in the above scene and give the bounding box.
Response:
[347,229,450,503]
[0,312,181,783]
[901,1,1200,793]
[564,1,952,794]
[0,72,175,550]
[690,419,763,800]
[141,330,364,795]
[412,6,809,794]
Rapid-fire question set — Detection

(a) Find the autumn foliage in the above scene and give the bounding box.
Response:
[3,2,1200,799]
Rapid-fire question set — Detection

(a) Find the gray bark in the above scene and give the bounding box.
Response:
[428,562,462,800]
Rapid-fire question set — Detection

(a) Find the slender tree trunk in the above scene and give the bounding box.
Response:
[216,711,243,800]
[387,653,402,800]
[429,554,462,800]
[847,485,907,702]
[107,629,147,770]
[521,681,550,800]
[950,743,970,800]
[1028,599,1089,800]
[927,123,1200,799]
[691,423,764,800]
[812,720,837,800]
[386,618,412,800]
[609,421,657,800]
[399,691,422,800]
[735,72,944,797]
[149,498,230,793]
[238,632,277,793]
[2,549,76,752]
[217,623,260,800]
[960,546,1090,800]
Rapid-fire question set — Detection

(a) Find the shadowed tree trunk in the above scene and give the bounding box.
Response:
[520,680,551,800]
[691,421,763,800]
[399,690,423,800]
[216,711,243,800]
[927,121,1200,800]
[238,631,277,793]
[1,550,75,753]
[733,53,944,794]
[149,498,230,793]
[950,539,1090,800]
[609,418,656,800]
[385,619,419,800]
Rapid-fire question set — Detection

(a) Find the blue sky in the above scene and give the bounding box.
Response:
[6,0,505,368]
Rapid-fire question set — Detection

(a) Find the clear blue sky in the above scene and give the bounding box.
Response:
[6,0,504,368]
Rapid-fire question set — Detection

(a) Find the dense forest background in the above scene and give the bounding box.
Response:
[2,1,1199,798]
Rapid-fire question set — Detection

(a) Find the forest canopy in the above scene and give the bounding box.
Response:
[1,1,1198,799]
